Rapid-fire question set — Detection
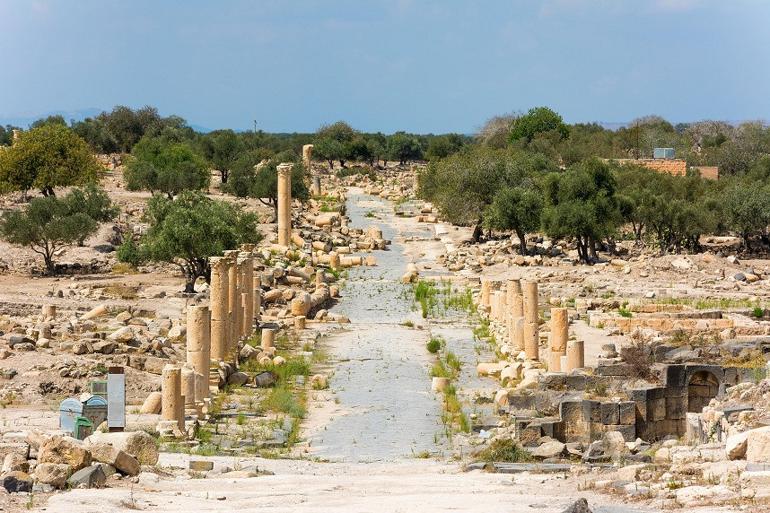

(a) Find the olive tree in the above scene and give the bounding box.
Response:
[124,136,209,198]
[0,186,116,274]
[0,124,101,197]
[140,191,261,292]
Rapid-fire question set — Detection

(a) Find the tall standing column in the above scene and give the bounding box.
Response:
[277,163,293,246]
[253,273,262,328]
[224,251,239,361]
[209,257,229,361]
[522,280,539,361]
[508,280,524,351]
[186,305,210,403]
[549,307,568,372]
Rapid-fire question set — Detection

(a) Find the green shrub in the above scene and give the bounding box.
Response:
[116,238,144,266]
[426,336,443,354]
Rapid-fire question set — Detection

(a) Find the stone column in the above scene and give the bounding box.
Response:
[186,305,210,402]
[42,304,56,321]
[181,365,196,412]
[549,308,568,372]
[522,281,539,361]
[295,316,306,330]
[480,279,491,308]
[508,279,523,350]
[261,328,276,350]
[329,251,340,270]
[253,272,262,322]
[566,340,585,372]
[161,365,182,430]
[277,163,293,246]
[240,254,254,338]
[209,257,229,361]
[302,144,314,170]
[11,129,20,145]
[311,176,321,196]
[224,251,239,360]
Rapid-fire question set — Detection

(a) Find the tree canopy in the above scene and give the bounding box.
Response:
[139,191,261,291]
[0,186,116,274]
[0,124,101,196]
[124,136,210,197]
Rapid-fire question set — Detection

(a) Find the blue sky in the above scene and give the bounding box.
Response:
[1,0,769,133]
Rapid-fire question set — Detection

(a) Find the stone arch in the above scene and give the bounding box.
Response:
[687,370,720,413]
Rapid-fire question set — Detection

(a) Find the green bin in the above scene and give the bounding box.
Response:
[74,416,94,440]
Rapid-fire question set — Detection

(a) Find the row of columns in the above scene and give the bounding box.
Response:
[161,246,264,434]
[481,277,585,372]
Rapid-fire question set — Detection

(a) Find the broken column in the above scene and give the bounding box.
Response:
[11,129,20,145]
[161,364,183,433]
[566,340,585,372]
[522,280,539,361]
[549,307,568,372]
[302,144,313,170]
[186,305,211,403]
[209,257,229,362]
[41,304,56,321]
[261,328,276,351]
[276,163,293,247]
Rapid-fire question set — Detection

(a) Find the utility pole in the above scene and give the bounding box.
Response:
[253,120,257,134]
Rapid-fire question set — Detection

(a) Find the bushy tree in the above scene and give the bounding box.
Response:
[315,121,357,167]
[419,146,555,240]
[139,191,261,291]
[723,180,770,250]
[0,187,115,274]
[124,136,209,197]
[387,132,422,164]
[542,159,621,263]
[198,129,243,184]
[509,107,569,144]
[426,134,466,161]
[484,185,543,254]
[0,124,101,196]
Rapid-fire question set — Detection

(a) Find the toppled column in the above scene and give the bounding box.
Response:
[161,364,183,432]
[566,340,585,372]
[209,257,229,361]
[186,305,210,403]
[522,280,539,361]
[508,280,524,351]
[276,163,293,247]
[549,308,568,372]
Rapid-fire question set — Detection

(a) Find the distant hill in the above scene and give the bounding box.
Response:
[0,108,103,128]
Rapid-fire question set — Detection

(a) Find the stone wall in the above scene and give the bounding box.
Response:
[692,166,719,180]
[612,158,688,177]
